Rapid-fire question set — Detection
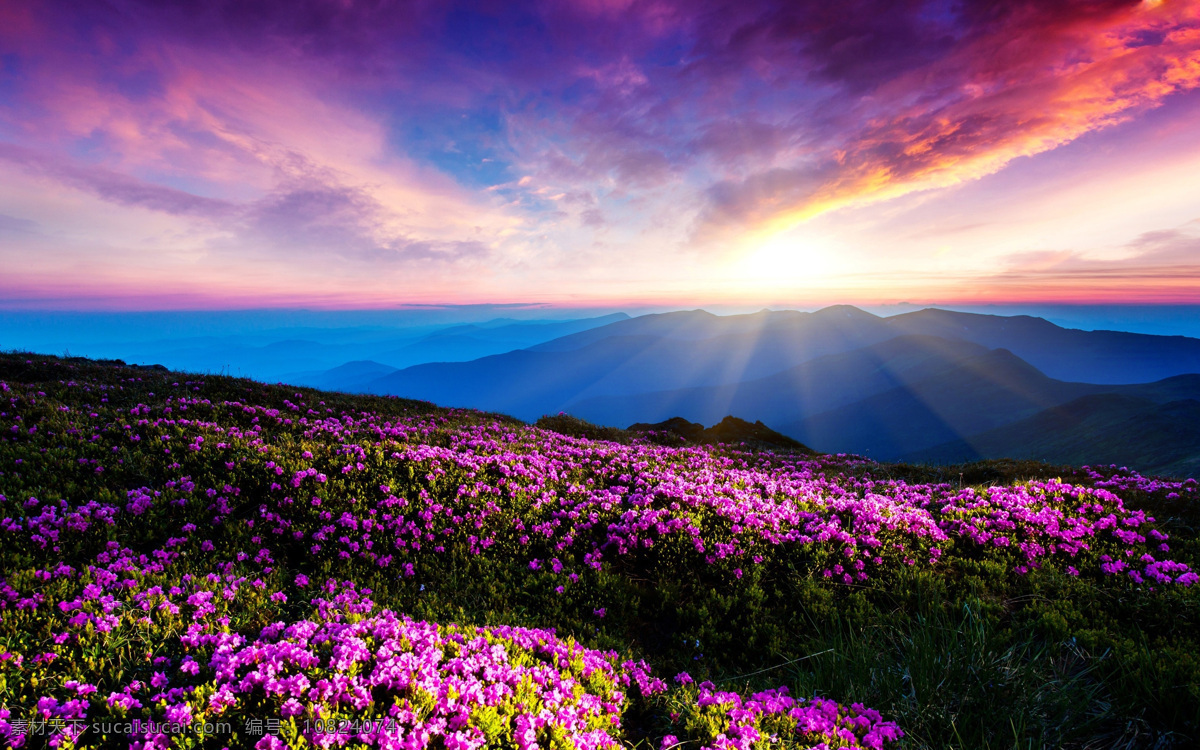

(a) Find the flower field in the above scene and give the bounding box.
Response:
[1,353,1198,749]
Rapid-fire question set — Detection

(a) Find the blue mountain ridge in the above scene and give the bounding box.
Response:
[354,306,1200,476]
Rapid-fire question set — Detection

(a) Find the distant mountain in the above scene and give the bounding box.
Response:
[46,313,631,386]
[361,305,1200,475]
[782,352,1200,458]
[298,360,399,393]
[365,336,704,418]
[368,307,1200,423]
[904,392,1200,478]
[883,308,1200,384]
[369,313,631,369]
[265,313,631,392]
[367,308,910,418]
[782,349,1115,458]
[567,335,993,428]
[527,306,1200,386]
[788,366,1200,463]
[82,327,444,381]
[369,307,1200,419]
[529,305,889,353]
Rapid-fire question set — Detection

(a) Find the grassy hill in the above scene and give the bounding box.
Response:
[1,353,1199,749]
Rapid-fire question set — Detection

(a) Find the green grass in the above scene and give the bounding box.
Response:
[1,351,1198,748]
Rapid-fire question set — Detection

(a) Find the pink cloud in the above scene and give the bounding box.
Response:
[3,0,1200,308]
[692,0,1200,241]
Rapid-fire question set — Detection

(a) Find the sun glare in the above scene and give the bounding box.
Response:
[734,231,842,289]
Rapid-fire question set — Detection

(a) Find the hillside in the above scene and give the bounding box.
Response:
[515,305,1200,384]
[366,307,910,417]
[2,353,1200,749]
[784,348,1112,458]
[906,393,1200,477]
[568,335,994,428]
[366,327,899,419]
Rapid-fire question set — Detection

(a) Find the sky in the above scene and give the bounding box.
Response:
[1,0,1199,310]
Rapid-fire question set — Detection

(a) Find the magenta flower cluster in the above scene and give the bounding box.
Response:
[1,361,1194,749]
[203,602,662,750]
[269,416,1196,587]
[664,681,902,750]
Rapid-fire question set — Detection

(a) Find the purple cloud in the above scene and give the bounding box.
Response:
[0,213,38,234]
[236,179,491,264]
[0,144,237,219]
[2,0,1199,306]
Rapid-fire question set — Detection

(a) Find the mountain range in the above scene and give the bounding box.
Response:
[39,313,630,384]
[306,306,1200,477]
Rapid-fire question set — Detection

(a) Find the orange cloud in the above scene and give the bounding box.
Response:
[700,0,1200,243]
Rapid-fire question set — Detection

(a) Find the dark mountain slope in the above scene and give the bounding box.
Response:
[904,394,1200,478]
[533,305,1200,385]
[566,335,992,428]
[628,416,817,453]
[783,349,1116,458]
[366,306,1200,451]
[368,312,901,420]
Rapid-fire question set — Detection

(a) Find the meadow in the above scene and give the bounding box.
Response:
[1,353,1197,749]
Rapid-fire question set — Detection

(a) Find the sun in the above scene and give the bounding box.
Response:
[733,230,842,289]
